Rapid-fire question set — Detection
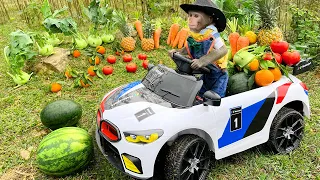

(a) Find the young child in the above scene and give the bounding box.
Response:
[169,0,229,98]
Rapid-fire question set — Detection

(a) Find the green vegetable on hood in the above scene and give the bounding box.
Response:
[4,30,37,86]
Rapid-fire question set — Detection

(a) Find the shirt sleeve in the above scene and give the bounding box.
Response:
[212,32,224,50]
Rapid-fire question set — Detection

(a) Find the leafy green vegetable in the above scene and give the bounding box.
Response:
[4,30,37,85]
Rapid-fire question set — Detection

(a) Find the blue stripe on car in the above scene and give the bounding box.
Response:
[218,99,265,148]
[116,81,141,100]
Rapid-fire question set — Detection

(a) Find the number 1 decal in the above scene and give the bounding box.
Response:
[230,107,242,132]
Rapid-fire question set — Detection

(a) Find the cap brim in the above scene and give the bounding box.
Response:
[180,4,226,32]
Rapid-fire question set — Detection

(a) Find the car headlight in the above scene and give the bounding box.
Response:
[124,129,164,144]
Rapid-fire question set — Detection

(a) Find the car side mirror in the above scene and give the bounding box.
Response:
[203,91,221,106]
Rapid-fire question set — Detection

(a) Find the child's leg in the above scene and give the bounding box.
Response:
[199,65,228,98]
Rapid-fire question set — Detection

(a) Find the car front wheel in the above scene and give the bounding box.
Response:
[164,135,211,180]
[268,107,305,154]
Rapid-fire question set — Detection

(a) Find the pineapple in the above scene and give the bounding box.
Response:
[255,0,283,46]
[141,16,155,51]
[114,11,136,52]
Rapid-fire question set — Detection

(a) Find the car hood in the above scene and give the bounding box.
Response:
[103,81,173,110]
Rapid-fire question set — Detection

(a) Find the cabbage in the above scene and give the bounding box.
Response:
[39,44,54,56]
[47,37,61,46]
[75,38,88,49]
[101,34,115,44]
[88,35,102,47]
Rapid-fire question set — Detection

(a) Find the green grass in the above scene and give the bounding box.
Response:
[0,20,319,180]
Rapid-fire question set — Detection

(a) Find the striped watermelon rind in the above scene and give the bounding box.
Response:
[36,127,93,176]
[40,100,82,130]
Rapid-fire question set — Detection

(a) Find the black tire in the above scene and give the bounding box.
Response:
[164,135,211,180]
[268,107,305,154]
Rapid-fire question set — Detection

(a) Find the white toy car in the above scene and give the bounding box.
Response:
[95,53,311,180]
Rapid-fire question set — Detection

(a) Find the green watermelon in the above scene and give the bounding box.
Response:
[40,100,82,130]
[227,72,250,95]
[36,127,93,176]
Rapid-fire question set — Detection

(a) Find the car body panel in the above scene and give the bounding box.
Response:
[96,74,310,179]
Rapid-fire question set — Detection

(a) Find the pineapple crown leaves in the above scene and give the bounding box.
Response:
[255,0,279,29]
[227,17,238,33]
[143,14,155,39]
[112,10,133,37]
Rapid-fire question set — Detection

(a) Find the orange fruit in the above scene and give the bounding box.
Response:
[96,46,106,54]
[88,56,101,65]
[64,71,72,79]
[51,83,62,93]
[80,80,90,87]
[73,50,81,58]
[248,59,260,71]
[255,69,274,87]
[87,66,96,76]
[269,68,282,81]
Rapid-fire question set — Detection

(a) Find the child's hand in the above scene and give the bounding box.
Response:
[191,59,204,69]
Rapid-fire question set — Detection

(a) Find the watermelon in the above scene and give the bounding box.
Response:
[40,100,82,130]
[227,72,250,95]
[36,127,93,176]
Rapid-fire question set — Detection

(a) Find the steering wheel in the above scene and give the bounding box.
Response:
[172,52,211,74]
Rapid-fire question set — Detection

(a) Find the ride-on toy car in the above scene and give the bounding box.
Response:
[95,53,311,180]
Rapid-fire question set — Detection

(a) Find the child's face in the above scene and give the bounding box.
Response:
[188,11,212,33]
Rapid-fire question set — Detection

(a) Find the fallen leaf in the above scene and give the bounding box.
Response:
[20,149,30,160]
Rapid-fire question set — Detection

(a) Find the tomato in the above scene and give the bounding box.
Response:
[263,52,273,61]
[106,55,116,64]
[282,51,301,66]
[274,53,282,64]
[126,63,137,73]
[270,41,289,54]
[102,66,113,75]
[123,54,133,62]
[142,60,149,69]
[138,53,147,60]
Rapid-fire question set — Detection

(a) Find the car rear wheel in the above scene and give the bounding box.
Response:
[268,107,304,154]
[164,135,211,180]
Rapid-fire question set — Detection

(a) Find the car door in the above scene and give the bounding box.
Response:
[212,85,277,159]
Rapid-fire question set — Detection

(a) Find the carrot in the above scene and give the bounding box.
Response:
[178,28,189,49]
[172,30,181,48]
[236,36,250,52]
[167,28,172,45]
[229,32,240,57]
[134,20,143,40]
[169,23,180,45]
[184,38,188,47]
[154,28,162,49]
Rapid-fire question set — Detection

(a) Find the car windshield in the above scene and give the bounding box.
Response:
[142,65,203,108]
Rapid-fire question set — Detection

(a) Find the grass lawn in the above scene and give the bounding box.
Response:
[0,20,319,180]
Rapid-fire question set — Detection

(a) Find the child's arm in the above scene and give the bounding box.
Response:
[190,45,228,69]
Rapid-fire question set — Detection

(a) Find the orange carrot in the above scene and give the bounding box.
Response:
[167,27,172,45]
[236,36,250,52]
[172,30,181,48]
[154,28,162,49]
[229,32,240,57]
[178,28,189,49]
[184,38,188,47]
[170,23,180,45]
[134,20,143,40]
